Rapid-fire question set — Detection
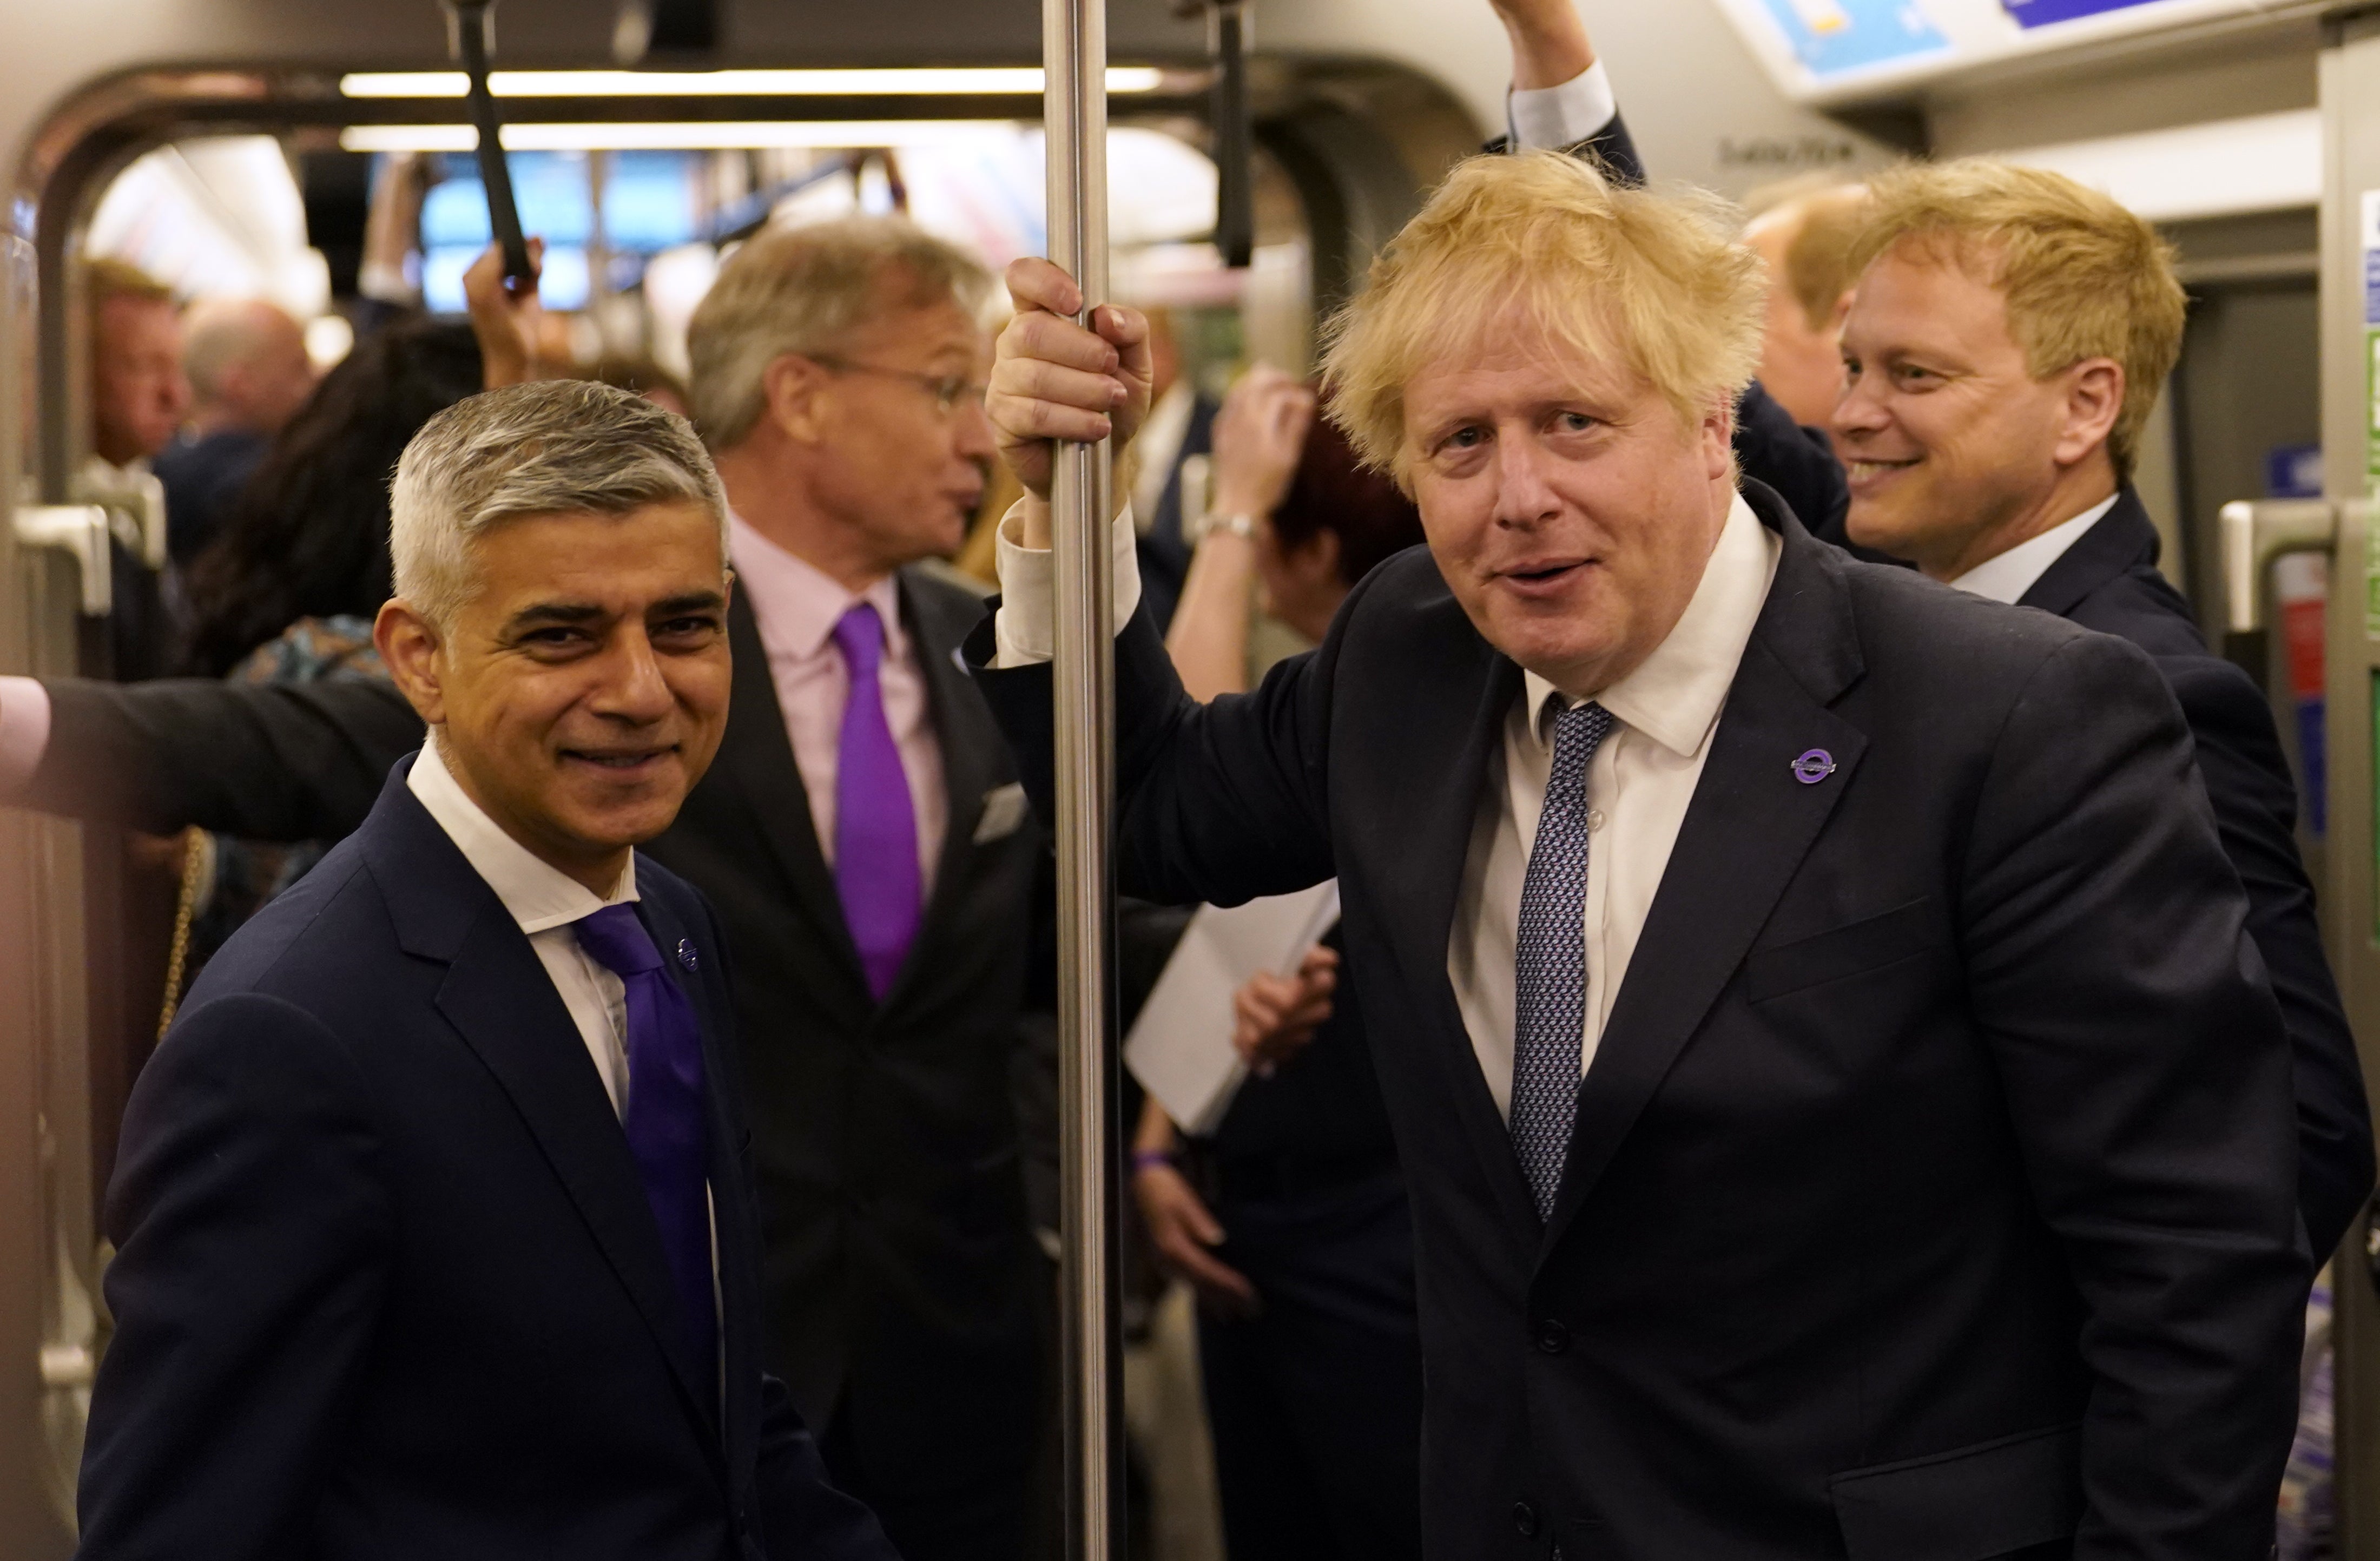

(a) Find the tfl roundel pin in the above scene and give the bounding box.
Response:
[676,939,701,972]
[1790,749,1837,786]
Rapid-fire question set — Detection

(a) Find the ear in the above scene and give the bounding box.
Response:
[1699,394,1736,483]
[2054,357,2125,470]
[375,597,450,728]
[761,353,835,445]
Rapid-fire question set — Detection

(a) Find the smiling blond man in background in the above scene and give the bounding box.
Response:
[1834,160,2371,1267]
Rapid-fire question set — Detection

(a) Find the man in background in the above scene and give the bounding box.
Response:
[155,297,318,565]
[1833,158,2373,1260]
[1742,177,1869,436]
[85,258,190,679]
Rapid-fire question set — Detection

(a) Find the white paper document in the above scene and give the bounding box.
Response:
[1125,880,1343,1136]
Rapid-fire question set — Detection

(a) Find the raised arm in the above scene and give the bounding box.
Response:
[1488,0,1640,182]
[967,258,1336,908]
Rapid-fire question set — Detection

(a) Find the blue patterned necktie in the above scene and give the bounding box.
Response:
[573,903,717,1380]
[1511,701,1617,1224]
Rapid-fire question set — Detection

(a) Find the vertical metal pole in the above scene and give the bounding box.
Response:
[1043,4,1122,1561]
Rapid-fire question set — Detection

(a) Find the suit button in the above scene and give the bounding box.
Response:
[1512,1501,1540,1538]
[1534,1320,1569,1355]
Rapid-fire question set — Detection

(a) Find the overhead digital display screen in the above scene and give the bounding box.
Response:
[1715,0,2270,103]
[1752,0,1952,80]
[2002,0,2169,26]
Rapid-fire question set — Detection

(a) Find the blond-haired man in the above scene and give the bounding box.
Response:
[1835,160,2372,1263]
[1743,177,1870,431]
[977,149,2304,1558]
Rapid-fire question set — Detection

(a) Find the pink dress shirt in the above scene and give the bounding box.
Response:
[728,513,947,899]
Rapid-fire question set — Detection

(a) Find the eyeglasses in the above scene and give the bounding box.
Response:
[809,355,988,417]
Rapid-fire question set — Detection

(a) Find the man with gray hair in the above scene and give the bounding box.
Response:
[74,379,901,1561]
[653,214,1050,1561]
[155,297,318,564]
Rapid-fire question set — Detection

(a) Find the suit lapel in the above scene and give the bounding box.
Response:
[888,572,1003,1000]
[1363,595,1545,1241]
[715,591,870,998]
[2015,486,2158,620]
[1541,500,1867,1254]
[362,776,721,1444]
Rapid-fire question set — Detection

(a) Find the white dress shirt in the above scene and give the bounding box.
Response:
[1507,60,1618,153]
[993,493,1778,1114]
[407,734,637,1116]
[730,511,947,894]
[1946,493,2119,605]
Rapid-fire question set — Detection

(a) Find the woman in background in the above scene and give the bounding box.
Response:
[1131,364,1428,1561]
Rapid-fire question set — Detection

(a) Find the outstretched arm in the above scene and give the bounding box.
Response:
[5,675,419,841]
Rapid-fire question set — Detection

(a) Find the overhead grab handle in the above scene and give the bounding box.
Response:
[445,0,537,286]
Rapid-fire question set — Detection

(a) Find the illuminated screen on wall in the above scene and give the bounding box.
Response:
[1753,0,1952,80]
[2002,0,2171,25]
[407,150,698,313]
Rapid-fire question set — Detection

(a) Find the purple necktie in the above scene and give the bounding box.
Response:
[831,602,921,1003]
[573,903,716,1382]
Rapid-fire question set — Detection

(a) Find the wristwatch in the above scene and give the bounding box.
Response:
[1201,511,1260,543]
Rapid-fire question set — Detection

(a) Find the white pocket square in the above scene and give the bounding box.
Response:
[973,783,1031,845]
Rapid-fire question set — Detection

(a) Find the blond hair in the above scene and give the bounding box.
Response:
[1746,178,1870,333]
[1321,151,1765,482]
[687,215,994,449]
[84,256,173,311]
[391,379,727,629]
[1845,159,2184,481]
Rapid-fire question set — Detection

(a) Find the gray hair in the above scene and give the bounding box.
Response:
[390,379,728,629]
[687,215,995,449]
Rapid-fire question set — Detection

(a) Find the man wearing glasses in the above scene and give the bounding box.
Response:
[646,218,1048,1561]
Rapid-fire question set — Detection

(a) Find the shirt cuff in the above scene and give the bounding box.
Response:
[0,676,54,798]
[1508,61,1617,153]
[991,499,1145,668]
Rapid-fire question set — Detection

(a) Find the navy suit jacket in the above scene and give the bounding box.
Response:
[75,761,896,1561]
[2020,489,2374,1256]
[969,483,2306,1559]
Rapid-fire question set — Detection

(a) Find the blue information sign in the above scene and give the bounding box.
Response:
[1756,0,1951,80]
[2002,0,2173,28]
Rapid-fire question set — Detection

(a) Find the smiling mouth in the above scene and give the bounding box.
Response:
[1846,458,1920,483]
[564,747,675,772]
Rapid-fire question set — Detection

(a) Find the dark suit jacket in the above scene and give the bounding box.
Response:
[76,764,894,1561]
[643,575,1047,1483]
[2020,489,2373,1256]
[967,483,2308,1560]
[31,571,1051,1496]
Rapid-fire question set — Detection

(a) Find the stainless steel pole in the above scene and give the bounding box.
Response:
[1042,3,1122,1561]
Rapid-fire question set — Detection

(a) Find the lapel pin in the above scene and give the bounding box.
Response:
[1791,749,1837,786]
[676,939,700,972]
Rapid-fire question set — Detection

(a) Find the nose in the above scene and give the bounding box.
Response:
[1830,361,1887,444]
[953,393,998,463]
[594,627,678,724]
[1491,435,1563,529]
